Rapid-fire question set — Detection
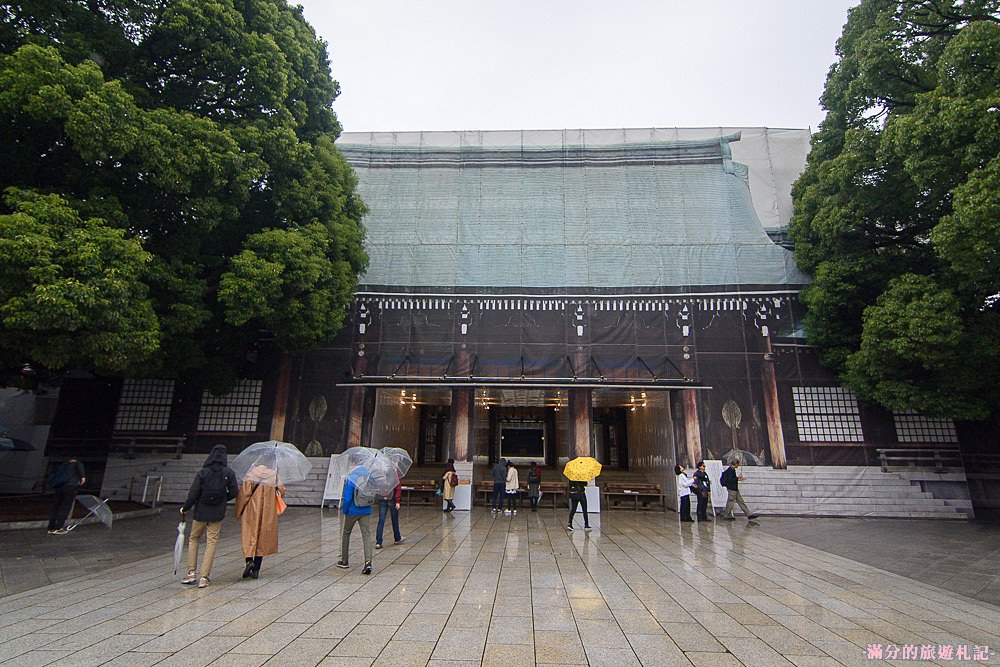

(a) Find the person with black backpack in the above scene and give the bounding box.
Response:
[180,444,238,588]
[526,462,542,512]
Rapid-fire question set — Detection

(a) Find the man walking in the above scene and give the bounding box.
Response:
[47,457,85,535]
[490,458,507,513]
[179,444,239,588]
[720,459,759,521]
[375,478,406,550]
[337,467,374,574]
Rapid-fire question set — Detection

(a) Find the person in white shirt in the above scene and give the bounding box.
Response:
[674,464,695,522]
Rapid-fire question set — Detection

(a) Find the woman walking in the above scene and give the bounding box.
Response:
[442,459,457,512]
[566,479,591,530]
[235,464,285,579]
[675,464,695,522]
[504,460,519,515]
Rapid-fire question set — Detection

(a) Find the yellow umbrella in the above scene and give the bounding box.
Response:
[563,456,602,481]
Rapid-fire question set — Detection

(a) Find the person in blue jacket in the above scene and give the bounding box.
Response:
[337,467,374,574]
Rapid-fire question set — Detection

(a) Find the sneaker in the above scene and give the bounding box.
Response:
[512,510,517,515]
[567,524,574,531]
[394,537,406,544]
[362,562,372,575]
[747,514,759,520]
[584,526,592,531]
[181,571,197,585]
[49,528,68,535]
[722,516,736,521]
[375,543,383,550]
[336,560,350,569]
[198,577,210,589]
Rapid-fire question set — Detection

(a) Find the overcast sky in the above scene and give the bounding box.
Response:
[295,1,859,134]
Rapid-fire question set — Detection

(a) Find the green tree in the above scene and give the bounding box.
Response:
[0,0,366,389]
[790,0,1000,419]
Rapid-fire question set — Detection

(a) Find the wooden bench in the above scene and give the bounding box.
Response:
[602,482,667,511]
[536,482,566,509]
[400,479,439,507]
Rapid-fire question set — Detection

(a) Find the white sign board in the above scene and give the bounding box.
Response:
[446,461,474,511]
[322,454,342,508]
[705,459,727,509]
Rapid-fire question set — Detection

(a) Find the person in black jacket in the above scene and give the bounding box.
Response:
[691,461,712,521]
[47,457,86,535]
[180,444,239,588]
[719,459,758,521]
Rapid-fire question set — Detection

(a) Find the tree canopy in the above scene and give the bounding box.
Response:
[790,0,1000,419]
[0,0,366,389]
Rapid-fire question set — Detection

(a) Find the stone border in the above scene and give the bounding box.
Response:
[0,507,162,532]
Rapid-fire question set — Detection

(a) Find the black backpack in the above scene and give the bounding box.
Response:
[201,468,228,506]
[527,470,540,484]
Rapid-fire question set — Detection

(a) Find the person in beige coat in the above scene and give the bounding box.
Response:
[442,459,457,512]
[235,464,285,579]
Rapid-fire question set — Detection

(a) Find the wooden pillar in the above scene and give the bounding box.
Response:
[269,354,292,441]
[346,387,365,449]
[345,345,370,450]
[569,388,593,457]
[450,388,473,462]
[681,359,703,466]
[761,337,787,469]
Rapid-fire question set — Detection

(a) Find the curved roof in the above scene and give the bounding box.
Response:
[338,128,810,291]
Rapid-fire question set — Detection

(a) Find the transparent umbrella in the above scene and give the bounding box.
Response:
[230,440,312,486]
[331,447,408,498]
[378,447,413,478]
[173,521,186,575]
[66,495,113,531]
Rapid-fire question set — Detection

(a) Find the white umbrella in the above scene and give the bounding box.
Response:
[173,521,186,575]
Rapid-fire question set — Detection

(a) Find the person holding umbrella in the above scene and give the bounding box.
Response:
[234,464,286,579]
[229,440,312,579]
[337,465,374,574]
[563,456,601,531]
[179,444,239,588]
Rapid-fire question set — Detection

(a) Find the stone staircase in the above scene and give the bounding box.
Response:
[99,458,973,519]
[734,465,973,519]
[99,454,331,506]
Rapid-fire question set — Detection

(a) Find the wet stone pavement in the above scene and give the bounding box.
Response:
[1,506,998,666]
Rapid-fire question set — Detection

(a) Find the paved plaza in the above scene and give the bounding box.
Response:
[1,506,999,666]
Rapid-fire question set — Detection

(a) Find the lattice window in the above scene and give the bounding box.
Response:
[893,411,958,444]
[197,380,262,432]
[114,379,175,431]
[791,386,864,443]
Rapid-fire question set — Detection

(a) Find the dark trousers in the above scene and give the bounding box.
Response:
[48,486,77,530]
[506,492,517,511]
[696,491,708,520]
[491,482,505,510]
[679,494,693,521]
[568,494,589,527]
[376,500,401,544]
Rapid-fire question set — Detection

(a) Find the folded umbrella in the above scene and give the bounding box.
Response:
[173,521,186,575]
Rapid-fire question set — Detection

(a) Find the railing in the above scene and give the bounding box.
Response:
[876,448,963,474]
[110,436,186,459]
[129,475,164,507]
